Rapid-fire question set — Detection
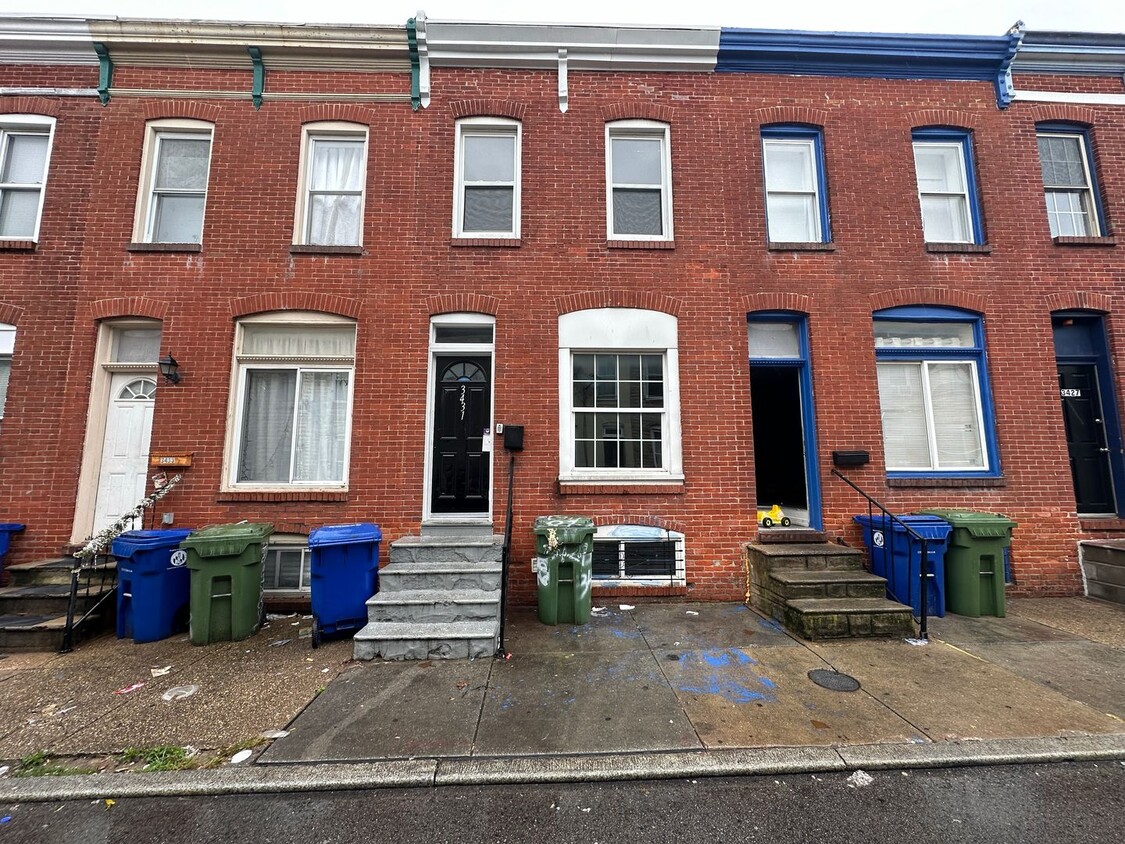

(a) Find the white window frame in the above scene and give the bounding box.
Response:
[592,524,686,586]
[293,121,368,247]
[1037,130,1101,238]
[262,535,312,592]
[0,322,14,426]
[911,138,974,244]
[453,117,521,239]
[131,118,214,245]
[605,120,673,241]
[0,114,56,242]
[558,308,682,483]
[223,311,356,492]
[762,133,825,243]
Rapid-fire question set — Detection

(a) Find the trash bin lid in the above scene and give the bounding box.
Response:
[111,528,194,556]
[854,514,952,541]
[308,522,382,548]
[180,522,274,557]
[0,523,25,532]
[917,509,1017,538]
[534,515,595,531]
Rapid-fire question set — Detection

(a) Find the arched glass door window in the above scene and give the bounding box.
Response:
[442,361,487,382]
[118,378,157,400]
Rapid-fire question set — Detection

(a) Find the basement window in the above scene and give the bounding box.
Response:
[262,535,311,592]
[591,524,685,586]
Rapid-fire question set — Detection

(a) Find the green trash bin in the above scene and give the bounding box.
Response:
[180,523,274,644]
[918,509,1016,618]
[533,516,595,625]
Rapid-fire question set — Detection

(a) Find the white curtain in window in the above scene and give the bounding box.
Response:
[0,133,48,238]
[292,371,349,482]
[152,137,209,243]
[764,141,818,241]
[308,139,363,246]
[242,324,355,357]
[0,358,10,420]
[914,144,970,242]
[929,362,984,468]
[877,363,931,469]
[238,370,296,483]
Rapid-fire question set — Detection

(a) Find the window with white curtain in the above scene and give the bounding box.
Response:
[911,129,981,244]
[606,120,673,240]
[132,119,213,244]
[1036,126,1102,238]
[228,313,356,488]
[0,115,54,241]
[295,123,367,247]
[454,117,520,238]
[762,126,829,243]
[0,323,15,427]
[873,309,995,474]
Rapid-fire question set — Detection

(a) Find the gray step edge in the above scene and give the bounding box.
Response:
[367,589,500,605]
[353,620,498,640]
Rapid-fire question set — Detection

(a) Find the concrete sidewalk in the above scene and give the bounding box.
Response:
[0,597,1123,799]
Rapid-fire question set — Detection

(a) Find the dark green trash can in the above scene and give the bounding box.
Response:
[180,523,274,644]
[533,516,595,625]
[918,509,1016,618]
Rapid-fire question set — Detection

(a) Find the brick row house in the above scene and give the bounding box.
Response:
[1,14,1123,647]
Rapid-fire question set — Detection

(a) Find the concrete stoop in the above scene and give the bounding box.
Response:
[353,535,503,661]
[745,541,914,640]
[0,557,114,651]
[1078,540,1125,605]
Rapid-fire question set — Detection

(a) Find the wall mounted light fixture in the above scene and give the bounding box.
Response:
[158,354,181,385]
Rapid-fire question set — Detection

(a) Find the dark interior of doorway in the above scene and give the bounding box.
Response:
[750,365,808,509]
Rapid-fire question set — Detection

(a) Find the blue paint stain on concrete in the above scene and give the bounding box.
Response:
[610,627,642,639]
[675,649,776,705]
[498,694,515,711]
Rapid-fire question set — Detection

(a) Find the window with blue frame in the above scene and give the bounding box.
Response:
[873,306,998,475]
[911,128,983,244]
[1036,124,1105,238]
[761,126,829,243]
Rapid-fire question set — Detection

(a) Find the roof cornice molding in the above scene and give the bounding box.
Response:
[1014,31,1125,75]
[0,16,98,65]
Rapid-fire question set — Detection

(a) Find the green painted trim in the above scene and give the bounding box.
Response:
[407,17,420,112]
[93,42,112,106]
[248,46,265,109]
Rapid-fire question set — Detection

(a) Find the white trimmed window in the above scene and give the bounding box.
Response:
[0,115,54,241]
[0,323,14,427]
[226,312,356,489]
[606,120,673,241]
[911,130,981,244]
[1037,129,1102,237]
[133,119,213,244]
[592,525,686,585]
[762,126,829,243]
[263,535,312,592]
[559,308,682,482]
[294,122,367,247]
[454,117,520,238]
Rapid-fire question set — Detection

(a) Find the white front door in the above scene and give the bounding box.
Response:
[92,375,156,531]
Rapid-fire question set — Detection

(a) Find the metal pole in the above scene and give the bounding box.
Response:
[496,449,516,658]
[919,537,929,641]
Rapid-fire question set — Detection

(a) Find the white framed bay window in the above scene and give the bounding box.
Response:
[226,312,356,489]
[294,122,367,247]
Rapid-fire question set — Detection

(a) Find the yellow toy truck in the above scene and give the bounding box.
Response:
[757,504,791,528]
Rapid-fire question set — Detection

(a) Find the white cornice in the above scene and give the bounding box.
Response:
[0,16,99,65]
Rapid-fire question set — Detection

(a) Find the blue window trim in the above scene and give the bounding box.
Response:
[874,305,1001,479]
[911,127,985,245]
[760,125,831,244]
[1035,122,1107,238]
[747,311,823,530]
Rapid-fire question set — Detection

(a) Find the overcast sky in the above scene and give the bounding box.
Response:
[14,1,1125,36]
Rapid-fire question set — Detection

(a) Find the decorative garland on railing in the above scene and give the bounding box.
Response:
[73,474,184,563]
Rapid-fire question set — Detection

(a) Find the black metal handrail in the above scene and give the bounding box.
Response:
[496,447,517,659]
[60,550,120,653]
[832,469,932,641]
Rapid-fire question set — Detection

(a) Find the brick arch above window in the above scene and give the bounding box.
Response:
[1026,104,1097,128]
[869,287,985,314]
[742,293,813,316]
[593,514,686,533]
[87,297,169,321]
[555,290,682,317]
[230,292,362,319]
[601,103,675,124]
[296,104,373,126]
[0,303,24,326]
[0,97,61,118]
[449,99,526,121]
[754,106,828,128]
[140,101,221,122]
[1046,291,1112,314]
[906,111,977,131]
[427,293,500,317]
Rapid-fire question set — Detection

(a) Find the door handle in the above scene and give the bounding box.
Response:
[1100,448,1110,453]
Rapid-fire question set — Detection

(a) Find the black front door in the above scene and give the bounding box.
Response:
[1059,363,1115,513]
[431,355,491,514]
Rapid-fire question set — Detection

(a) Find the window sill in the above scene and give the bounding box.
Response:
[1053,235,1116,247]
[289,245,364,256]
[127,242,202,253]
[605,239,675,250]
[1078,517,1125,531]
[886,476,1006,489]
[0,239,37,252]
[450,237,522,248]
[592,582,689,598]
[767,241,835,252]
[558,480,684,495]
[216,490,349,503]
[925,243,992,254]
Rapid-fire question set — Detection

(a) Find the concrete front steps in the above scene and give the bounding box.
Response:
[0,557,115,651]
[745,540,915,640]
[353,535,503,661]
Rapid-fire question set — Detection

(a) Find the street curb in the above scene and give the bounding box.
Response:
[2,735,1123,802]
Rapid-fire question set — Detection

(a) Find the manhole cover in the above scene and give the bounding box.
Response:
[807,669,861,692]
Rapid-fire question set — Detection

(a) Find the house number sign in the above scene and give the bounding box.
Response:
[1060,389,1082,398]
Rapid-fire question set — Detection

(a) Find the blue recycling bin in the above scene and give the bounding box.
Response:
[854,514,951,617]
[308,523,382,648]
[113,529,194,644]
[0,523,24,569]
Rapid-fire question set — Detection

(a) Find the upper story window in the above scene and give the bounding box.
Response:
[0,323,14,427]
[0,115,55,241]
[226,312,356,490]
[761,126,830,244]
[1036,125,1104,238]
[454,117,520,239]
[294,122,367,247]
[873,306,998,476]
[133,119,213,245]
[911,128,983,245]
[606,120,673,241]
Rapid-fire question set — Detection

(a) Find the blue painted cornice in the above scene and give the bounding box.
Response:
[717,29,1022,108]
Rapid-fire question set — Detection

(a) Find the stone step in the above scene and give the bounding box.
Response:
[353,620,498,661]
[0,612,70,651]
[782,597,915,640]
[5,557,82,588]
[378,561,502,592]
[367,588,500,623]
[0,583,113,616]
[767,569,888,601]
[747,541,866,571]
[757,528,828,544]
[388,535,504,565]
